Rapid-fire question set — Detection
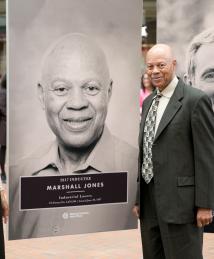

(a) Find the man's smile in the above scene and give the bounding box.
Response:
[62,116,93,131]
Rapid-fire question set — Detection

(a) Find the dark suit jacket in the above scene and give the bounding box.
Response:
[137,79,214,224]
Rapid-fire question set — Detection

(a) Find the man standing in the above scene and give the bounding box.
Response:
[133,44,214,259]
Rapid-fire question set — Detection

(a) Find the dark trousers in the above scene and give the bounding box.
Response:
[140,179,203,259]
[0,197,5,259]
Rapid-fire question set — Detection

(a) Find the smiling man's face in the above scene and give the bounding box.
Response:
[146,44,176,92]
[38,34,112,149]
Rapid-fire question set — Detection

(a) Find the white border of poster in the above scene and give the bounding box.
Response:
[8,0,142,240]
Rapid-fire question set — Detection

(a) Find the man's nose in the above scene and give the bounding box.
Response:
[152,65,161,73]
[65,88,89,110]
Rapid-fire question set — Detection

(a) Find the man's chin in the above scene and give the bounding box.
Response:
[58,135,100,151]
[60,140,93,150]
[56,126,104,151]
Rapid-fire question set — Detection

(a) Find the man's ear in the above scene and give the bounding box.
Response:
[183,73,192,86]
[37,82,46,109]
[173,59,177,67]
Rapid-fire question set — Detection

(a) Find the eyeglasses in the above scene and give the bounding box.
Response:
[146,62,168,71]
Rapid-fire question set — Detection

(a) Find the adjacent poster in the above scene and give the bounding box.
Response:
[157,0,214,109]
[8,0,142,239]
[157,0,214,232]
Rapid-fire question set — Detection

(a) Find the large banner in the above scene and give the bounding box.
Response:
[8,0,142,239]
[157,0,214,232]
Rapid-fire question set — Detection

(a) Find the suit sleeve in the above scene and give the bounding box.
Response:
[192,94,214,209]
[135,111,144,206]
[135,170,140,205]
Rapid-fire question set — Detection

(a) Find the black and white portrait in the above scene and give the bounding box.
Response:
[157,0,214,110]
[9,0,142,239]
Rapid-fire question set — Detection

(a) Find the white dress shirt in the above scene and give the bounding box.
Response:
[155,76,178,135]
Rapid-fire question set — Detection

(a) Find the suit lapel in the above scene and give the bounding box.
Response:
[154,80,184,142]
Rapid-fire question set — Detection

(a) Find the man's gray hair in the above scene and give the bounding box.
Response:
[186,27,214,84]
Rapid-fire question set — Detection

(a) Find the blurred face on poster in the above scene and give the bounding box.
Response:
[192,44,214,107]
[38,34,113,149]
[185,28,214,109]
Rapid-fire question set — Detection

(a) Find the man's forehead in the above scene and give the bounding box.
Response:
[46,42,101,67]
[194,43,214,77]
[146,58,169,64]
[41,34,110,83]
[44,34,105,64]
[47,48,95,67]
[146,45,173,61]
[195,44,214,67]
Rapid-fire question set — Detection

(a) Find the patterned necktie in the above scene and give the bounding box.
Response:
[142,93,162,183]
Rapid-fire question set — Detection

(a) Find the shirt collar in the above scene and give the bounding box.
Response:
[77,126,116,172]
[32,126,116,175]
[31,140,60,175]
[160,76,178,98]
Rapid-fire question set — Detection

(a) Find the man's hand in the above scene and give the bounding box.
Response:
[132,205,140,218]
[196,208,213,228]
[1,190,9,224]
